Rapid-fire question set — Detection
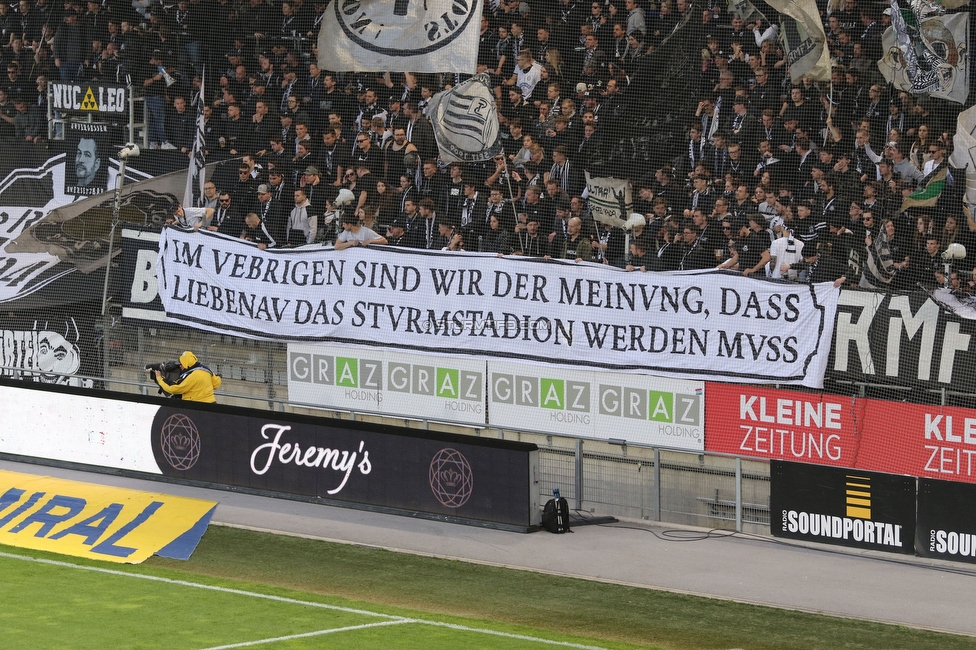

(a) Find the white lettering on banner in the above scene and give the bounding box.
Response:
[832,292,974,386]
[249,424,371,494]
[783,510,903,548]
[738,426,842,460]
[158,229,840,387]
[931,530,976,556]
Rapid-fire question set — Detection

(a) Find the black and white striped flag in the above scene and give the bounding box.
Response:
[424,73,501,163]
[183,70,207,207]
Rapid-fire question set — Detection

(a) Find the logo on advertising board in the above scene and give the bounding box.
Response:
[917,478,976,564]
[429,448,473,508]
[159,413,201,470]
[770,461,916,554]
[488,361,704,450]
[704,383,852,465]
[287,344,485,425]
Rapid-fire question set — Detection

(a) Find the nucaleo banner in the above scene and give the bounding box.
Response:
[157,229,840,388]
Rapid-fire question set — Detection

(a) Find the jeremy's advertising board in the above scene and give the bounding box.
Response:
[0,381,538,530]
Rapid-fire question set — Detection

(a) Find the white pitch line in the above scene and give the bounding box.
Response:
[0,550,608,650]
[0,551,402,621]
[198,620,412,649]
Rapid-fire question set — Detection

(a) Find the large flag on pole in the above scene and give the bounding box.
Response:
[878,0,969,104]
[765,0,832,82]
[585,173,632,228]
[902,162,948,211]
[183,70,206,207]
[424,73,501,163]
[318,0,482,73]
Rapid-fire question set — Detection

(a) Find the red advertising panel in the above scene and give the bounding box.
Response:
[705,383,976,485]
[705,383,861,468]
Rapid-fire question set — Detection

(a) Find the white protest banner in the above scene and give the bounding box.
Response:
[157,229,840,388]
[318,0,482,73]
[488,361,704,450]
[287,343,485,424]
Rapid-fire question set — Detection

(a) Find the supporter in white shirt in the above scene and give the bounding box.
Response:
[169,204,214,230]
[767,217,805,278]
[334,213,387,250]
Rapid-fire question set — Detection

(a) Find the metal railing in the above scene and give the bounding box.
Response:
[3,325,773,535]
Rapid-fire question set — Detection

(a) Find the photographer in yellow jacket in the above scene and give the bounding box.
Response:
[154,351,222,403]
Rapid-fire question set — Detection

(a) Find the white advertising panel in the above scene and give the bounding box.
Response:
[287,344,486,425]
[488,361,705,451]
[0,385,161,472]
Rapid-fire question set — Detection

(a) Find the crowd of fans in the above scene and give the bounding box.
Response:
[4,0,971,292]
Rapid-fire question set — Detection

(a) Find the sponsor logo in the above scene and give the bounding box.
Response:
[781,472,903,548]
[289,351,483,410]
[929,529,976,557]
[429,448,473,508]
[249,424,371,495]
[490,373,701,434]
[159,413,201,470]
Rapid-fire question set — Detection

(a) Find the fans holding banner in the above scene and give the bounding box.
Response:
[319,0,483,73]
[424,73,502,163]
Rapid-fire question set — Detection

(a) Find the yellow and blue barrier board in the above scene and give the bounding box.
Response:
[0,470,217,564]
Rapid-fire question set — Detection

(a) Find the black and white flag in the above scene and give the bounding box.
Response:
[184,70,207,207]
[424,73,502,163]
[319,0,482,73]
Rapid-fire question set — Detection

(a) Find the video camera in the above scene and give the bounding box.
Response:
[145,360,183,399]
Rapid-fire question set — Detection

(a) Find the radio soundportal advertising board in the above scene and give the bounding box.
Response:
[287,344,486,424]
[488,361,704,450]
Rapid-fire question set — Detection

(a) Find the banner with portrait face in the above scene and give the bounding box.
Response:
[64,122,112,197]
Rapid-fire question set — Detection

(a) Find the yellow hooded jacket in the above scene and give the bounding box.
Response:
[157,351,222,403]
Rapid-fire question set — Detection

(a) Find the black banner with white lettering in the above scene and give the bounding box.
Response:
[827,289,976,390]
[916,478,976,563]
[770,461,916,554]
[121,227,166,324]
[149,404,538,530]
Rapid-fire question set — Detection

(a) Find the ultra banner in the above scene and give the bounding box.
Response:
[706,383,976,484]
[829,289,976,389]
[770,461,916,554]
[157,229,840,388]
